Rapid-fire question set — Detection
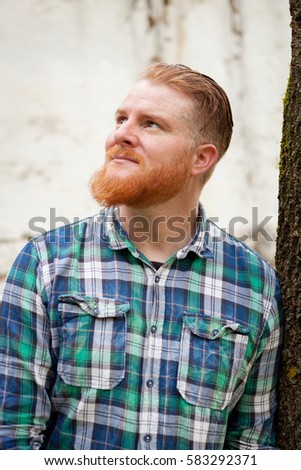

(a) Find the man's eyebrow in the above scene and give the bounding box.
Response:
[114,109,123,121]
[115,107,171,125]
[115,107,126,117]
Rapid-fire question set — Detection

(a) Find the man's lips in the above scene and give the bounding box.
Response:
[105,147,143,165]
[111,155,138,163]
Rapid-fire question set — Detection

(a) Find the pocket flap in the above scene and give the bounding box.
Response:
[58,294,130,318]
[183,314,249,340]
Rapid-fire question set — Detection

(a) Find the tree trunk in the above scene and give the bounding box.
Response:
[275,0,301,450]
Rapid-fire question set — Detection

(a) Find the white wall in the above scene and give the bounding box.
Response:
[0,0,291,292]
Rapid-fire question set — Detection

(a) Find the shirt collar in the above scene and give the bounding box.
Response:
[103,204,214,259]
[175,204,214,259]
[102,206,131,251]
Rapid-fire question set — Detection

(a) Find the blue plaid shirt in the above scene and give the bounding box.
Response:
[0,205,283,450]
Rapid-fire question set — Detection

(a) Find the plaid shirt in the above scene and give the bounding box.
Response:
[0,205,283,450]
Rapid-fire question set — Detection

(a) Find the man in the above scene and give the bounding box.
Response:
[0,62,283,450]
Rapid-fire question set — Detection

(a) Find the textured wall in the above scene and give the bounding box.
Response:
[0,0,291,293]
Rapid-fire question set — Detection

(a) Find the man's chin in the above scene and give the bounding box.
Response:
[90,161,189,209]
[105,163,142,182]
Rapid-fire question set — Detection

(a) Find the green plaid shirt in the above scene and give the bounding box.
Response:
[0,206,283,450]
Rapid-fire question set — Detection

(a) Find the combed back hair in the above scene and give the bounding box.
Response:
[139,62,234,160]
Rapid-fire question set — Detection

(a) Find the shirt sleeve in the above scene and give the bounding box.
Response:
[0,241,55,449]
[224,276,284,449]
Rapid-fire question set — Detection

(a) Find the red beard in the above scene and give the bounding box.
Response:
[90,146,191,208]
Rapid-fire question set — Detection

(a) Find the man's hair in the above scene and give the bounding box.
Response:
[139,62,233,160]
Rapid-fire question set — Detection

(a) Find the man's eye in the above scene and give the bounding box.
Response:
[145,121,159,129]
[116,116,127,126]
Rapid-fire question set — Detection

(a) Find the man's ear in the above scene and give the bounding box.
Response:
[190,144,218,177]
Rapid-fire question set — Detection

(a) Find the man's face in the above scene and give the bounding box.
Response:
[90,80,197,208]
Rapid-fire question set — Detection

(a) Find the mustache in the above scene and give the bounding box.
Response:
[105,146,144,164]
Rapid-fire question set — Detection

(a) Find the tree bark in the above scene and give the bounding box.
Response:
[275,0,301,450]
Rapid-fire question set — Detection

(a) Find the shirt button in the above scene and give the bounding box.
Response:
[150,325,157,334]
[144,434,152,443]
[212,329,219,336]
[146,379,154,388]
[154,275,160,283]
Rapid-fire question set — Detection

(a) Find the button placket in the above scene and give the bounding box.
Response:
[138,265,166,450]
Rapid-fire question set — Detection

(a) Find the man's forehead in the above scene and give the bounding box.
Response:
[117,79,194,115]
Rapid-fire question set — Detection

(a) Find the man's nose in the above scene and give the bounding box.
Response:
[113,121,139,147]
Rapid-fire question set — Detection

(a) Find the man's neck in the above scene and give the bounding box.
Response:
[119,199,200,263]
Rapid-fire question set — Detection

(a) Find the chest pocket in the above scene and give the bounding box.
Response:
[57,294,130,389]
[177,314,250,410]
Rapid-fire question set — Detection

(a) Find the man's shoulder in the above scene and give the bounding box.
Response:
[28,209,107,254]
[206,218,277,281]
